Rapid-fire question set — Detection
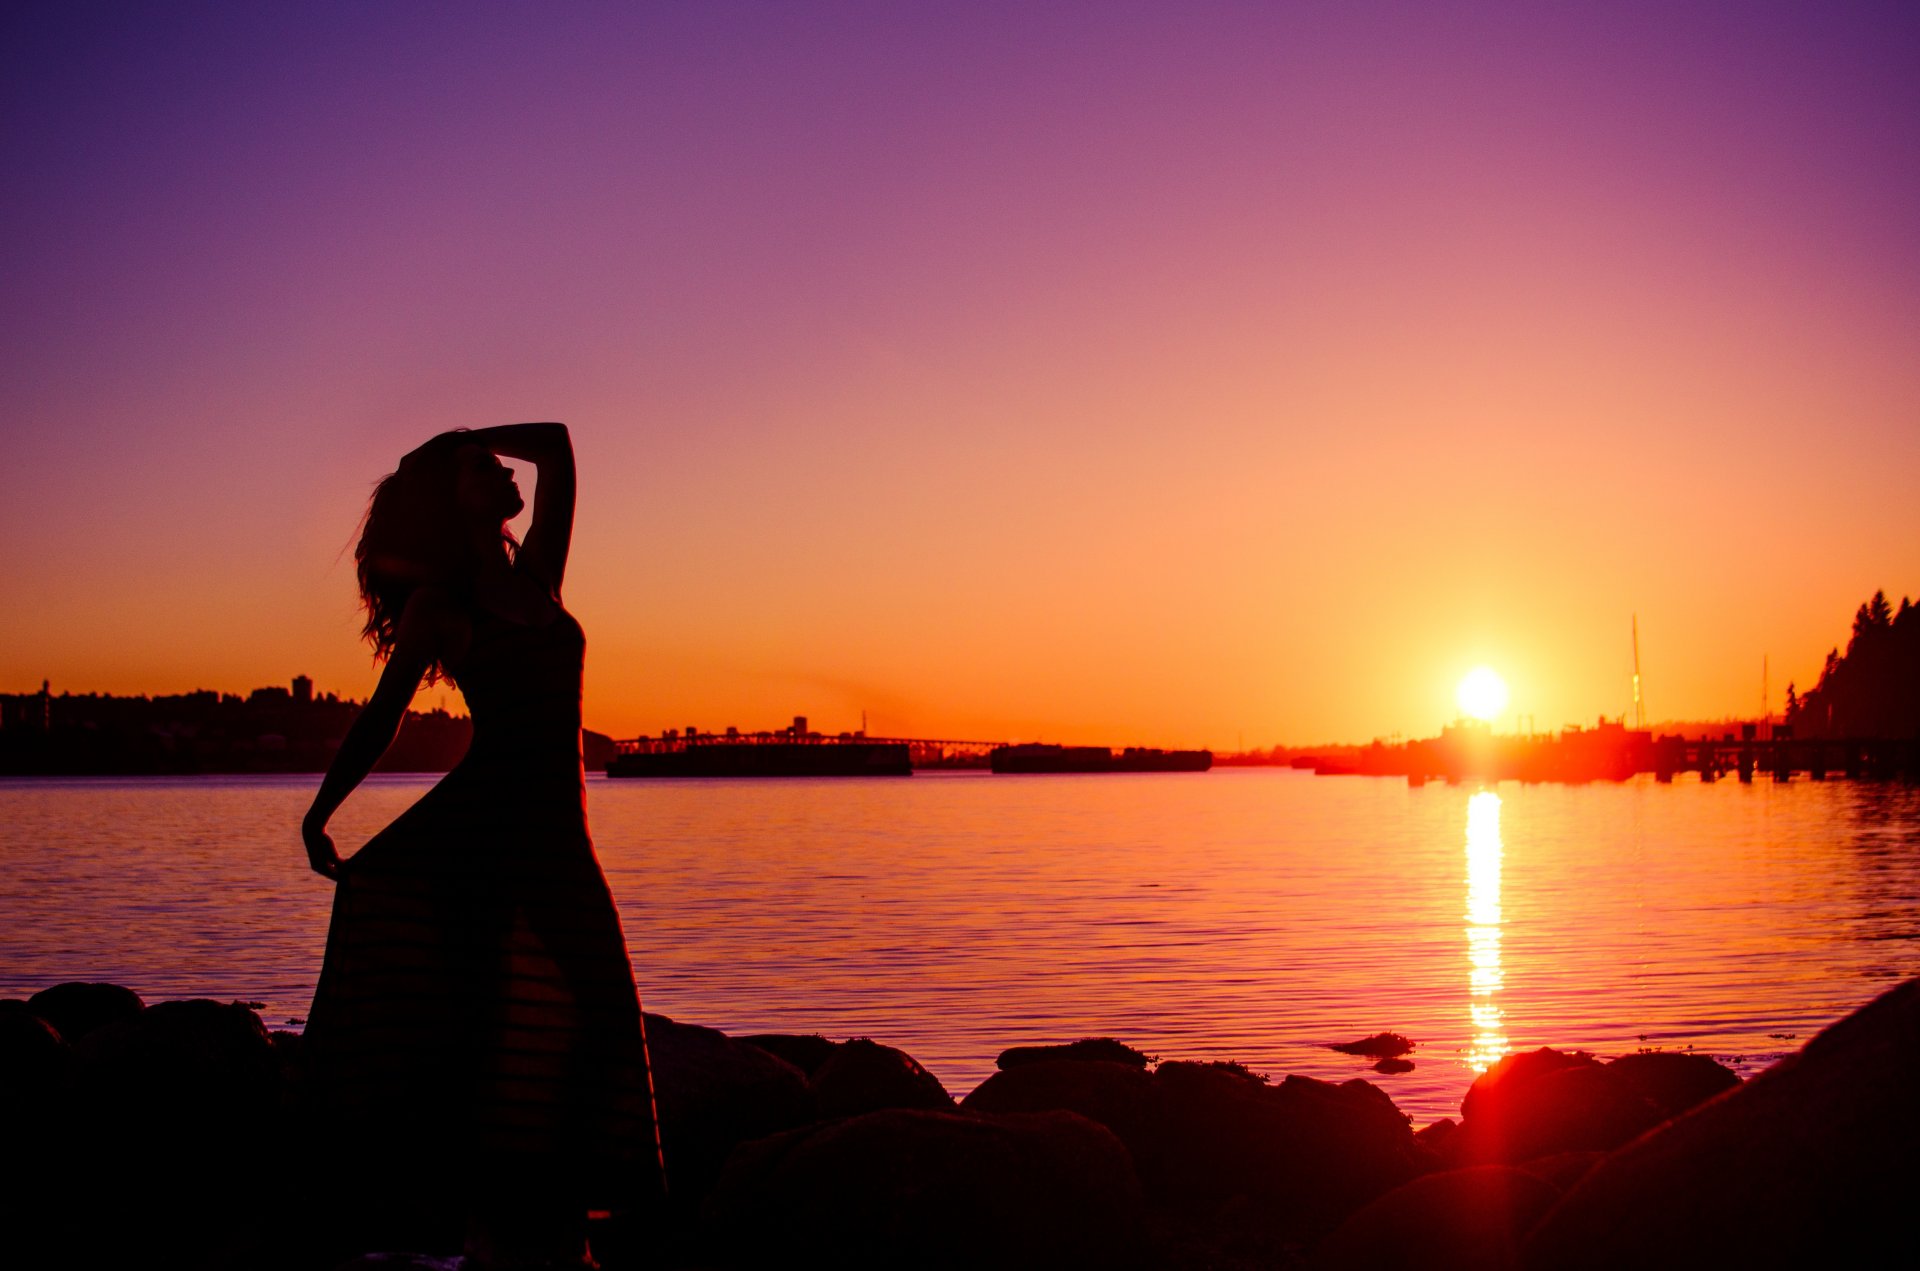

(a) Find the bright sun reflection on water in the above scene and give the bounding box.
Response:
[1465,790,1508,1073]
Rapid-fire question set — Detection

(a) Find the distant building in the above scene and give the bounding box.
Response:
[1,680,52,732]
[293,675,313,706]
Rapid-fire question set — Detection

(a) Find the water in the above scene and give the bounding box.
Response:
[3,768,1917,1124]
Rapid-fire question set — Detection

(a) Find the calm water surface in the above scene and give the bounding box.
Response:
[3,769,1917,1123]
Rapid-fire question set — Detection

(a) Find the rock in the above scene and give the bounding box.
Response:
[741,1031,838,1077]
[1455,1049,1661,1164]
[269,1027,306,1065]
[1330,1032,1415,1059]
[269,1028,310,1108]
[1413,1116,1460,1166]
[0,1001,80,1269]
[27,981,144,1043]
[644,1013,814,1204]
[1373,1056,1415,1074]
[733,1033,954,1117]
[996,1037,1152,1070]
[64,1000,284,1264]
[1522,977,1920,1268]
[75,997,279,1128]
[0,998,72,1097]
[1460,1048,1593,1122]
[973,1055,1422,1238]
[705,1107,1146,1269]
[1152,1063,1421,1238]
[1513,1150,1603,1193]
[1311,1165,1561,1271]
[1604,1050,1739,1119]
[1280,1071,1411,1137]
[963,1058,1161,1175]
[71,997,281,1196]
[813,1037,953,1118]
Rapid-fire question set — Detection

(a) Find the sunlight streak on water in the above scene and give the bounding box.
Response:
[1465,790,1507,1072]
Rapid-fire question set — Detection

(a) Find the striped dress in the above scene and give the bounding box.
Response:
[305,606,662,1210]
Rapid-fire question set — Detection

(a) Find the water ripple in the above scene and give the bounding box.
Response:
[2,770,1917,1122]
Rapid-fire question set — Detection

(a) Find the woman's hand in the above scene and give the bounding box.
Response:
[303,815,343,881]
[466,423,575,592]
[299,590,438,882]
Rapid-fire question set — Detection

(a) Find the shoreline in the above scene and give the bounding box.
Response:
[0,972,1834,1129]
[6,977,1916,1268]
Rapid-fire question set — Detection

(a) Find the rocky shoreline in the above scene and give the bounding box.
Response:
[3,978,1914,1269]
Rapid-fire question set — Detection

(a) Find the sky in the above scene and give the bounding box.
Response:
[3,1,1917,747]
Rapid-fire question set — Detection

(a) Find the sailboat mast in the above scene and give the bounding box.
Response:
[1631,615,1646,731]
[1761,655,1769,740]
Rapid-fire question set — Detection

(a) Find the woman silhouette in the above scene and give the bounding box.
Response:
[302,424,661,1267]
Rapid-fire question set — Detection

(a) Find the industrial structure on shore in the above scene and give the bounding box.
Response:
[607,716,1002,778]
[606,717,1212,778]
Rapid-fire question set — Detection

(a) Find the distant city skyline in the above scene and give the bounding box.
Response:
[4,3,1916,747]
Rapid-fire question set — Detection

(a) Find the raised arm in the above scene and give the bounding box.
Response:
[301,590,456,879]
[465,422,575,593]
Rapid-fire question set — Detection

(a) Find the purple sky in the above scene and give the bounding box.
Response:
[4,2,1917,743]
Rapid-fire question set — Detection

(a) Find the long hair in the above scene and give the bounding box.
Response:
[354,430,515,685]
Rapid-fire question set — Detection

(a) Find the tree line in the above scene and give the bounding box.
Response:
[1784,590,1920,739]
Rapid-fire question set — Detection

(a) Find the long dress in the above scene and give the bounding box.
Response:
[305,605,663,1212]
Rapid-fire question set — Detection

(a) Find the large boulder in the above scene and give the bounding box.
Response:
[812,1037,953,1118]
[0,1000,78,1269]
[1461,1049,1593,1123]
[1455,1048,1661,1164]
[964,1058,1161,1173]
[1512,1149,1604,1193]
[1522,978,1920,1268]
[65,1000,283,1265]
[645,1013,814,1204]
[0,998,72,1098]
[969,1054,1421,1239]
[1604,1050,1739,1120]
[705,1107,1146,1269]
[1311,1165,1562,1271]
[996,1037,1151,1070]
[1412,1116,1460,1166]
[27,981,144,1044]
[74,997,279,1131]
[740,1032,838,1077]
[1152,1062,1421,1235]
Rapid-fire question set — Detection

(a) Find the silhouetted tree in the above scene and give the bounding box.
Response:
[1785,589,1920,738]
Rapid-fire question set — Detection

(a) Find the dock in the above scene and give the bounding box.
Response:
[1304,720,1917,785]
[1650,735,1919,784]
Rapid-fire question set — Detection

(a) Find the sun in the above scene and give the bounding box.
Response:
[1457,666,1509,723]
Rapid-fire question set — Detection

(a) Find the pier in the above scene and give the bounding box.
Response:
[1651,734,1918,784]
[1305,720,1918,785]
